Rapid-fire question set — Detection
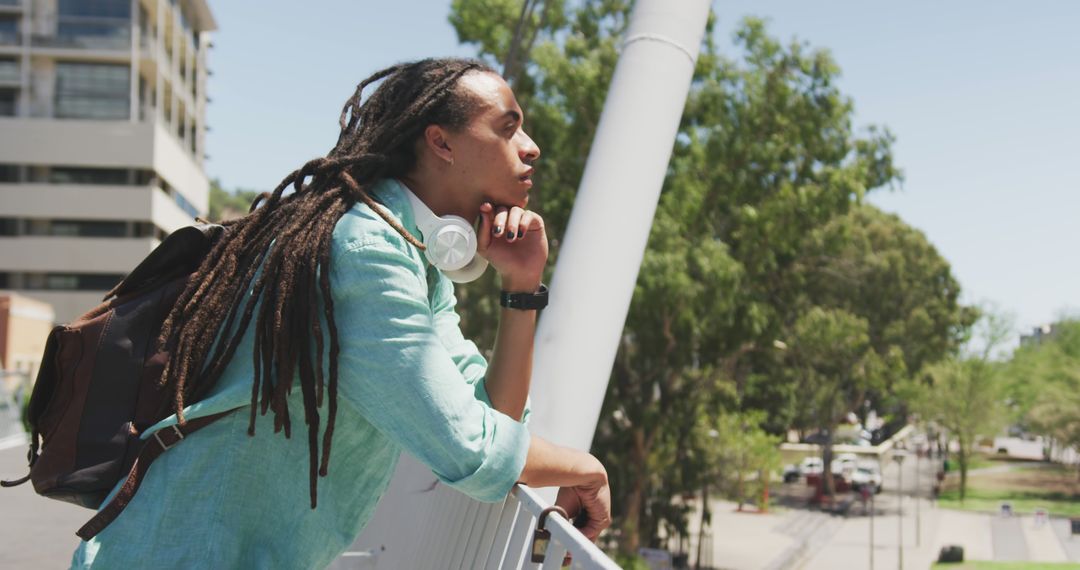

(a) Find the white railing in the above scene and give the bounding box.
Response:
[508,485,621,570]
[334,482,620,569]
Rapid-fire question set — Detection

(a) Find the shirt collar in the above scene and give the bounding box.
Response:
[370,178,424,242]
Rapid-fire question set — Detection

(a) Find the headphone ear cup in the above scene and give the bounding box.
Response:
[443,255,489,283]
[422,216,479,272]
[397,182,488,282]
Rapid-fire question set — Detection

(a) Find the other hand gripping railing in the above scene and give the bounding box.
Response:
[507,485,620,569]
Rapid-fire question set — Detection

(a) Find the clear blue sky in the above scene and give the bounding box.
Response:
[205,1,1080,341]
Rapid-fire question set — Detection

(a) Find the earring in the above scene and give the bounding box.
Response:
[449,156,455,166]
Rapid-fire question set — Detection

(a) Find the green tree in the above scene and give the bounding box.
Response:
[917,312,1011,500]
[208,179,262,223]
[785,307,890,496]
[447,1,970,553]
[790,204,974,483]
[1007,320,1080,478]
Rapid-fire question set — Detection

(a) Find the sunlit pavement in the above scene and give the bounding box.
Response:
[796,454,1077,570]
[693,452,1080,570]
[0,437,86,568]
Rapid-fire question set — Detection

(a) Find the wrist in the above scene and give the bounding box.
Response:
[573,451,607,484]
[500,273,542,292]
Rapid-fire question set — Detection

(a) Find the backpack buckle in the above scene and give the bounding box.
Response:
[152,425,184,451]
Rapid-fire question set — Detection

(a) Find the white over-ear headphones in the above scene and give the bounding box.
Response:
[398,182,489,283]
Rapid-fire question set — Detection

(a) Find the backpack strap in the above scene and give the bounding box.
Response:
[76,410,234,540]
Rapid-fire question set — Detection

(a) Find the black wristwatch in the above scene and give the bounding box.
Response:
[500,284,549,310]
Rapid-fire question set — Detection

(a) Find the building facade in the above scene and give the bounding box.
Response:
[0,291,52,389]
[0,0,215,322]
[1019,323,1057,347]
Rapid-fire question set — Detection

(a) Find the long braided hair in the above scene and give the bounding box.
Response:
[155,58,495,508]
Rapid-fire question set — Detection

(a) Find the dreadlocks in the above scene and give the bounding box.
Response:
[155,58,496,509]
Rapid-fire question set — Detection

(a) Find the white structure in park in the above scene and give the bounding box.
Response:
[0,0,214,322]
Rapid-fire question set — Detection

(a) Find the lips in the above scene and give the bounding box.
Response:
[518,168,534,182]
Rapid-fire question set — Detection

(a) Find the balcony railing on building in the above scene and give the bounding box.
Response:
[32,31,130,51]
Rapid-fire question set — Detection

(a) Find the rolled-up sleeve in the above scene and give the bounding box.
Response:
[331,240,530,503]
[429,272,531,425]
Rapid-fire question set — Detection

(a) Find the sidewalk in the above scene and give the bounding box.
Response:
[684,498,802,570]
[0,440,87,568]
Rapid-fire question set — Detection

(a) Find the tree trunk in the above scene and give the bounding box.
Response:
[822,429,836,498]
[620,426,648,555]
[760,468,770,513]
[736,466,745,512]
[695,480,709,570]
[957,434,969,502]
[621,470,644,555]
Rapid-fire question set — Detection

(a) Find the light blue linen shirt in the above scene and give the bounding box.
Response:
[71,179,531,569]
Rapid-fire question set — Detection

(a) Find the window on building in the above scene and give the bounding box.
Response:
[0,88,15,117]
[23,272,125,291]
[0,16,17,46]
[55,63,130,120]
[56,0,131,50]
[173,189,199,218]
[49,166,130,185]
[133,221,155,238]
[0,218,16,236]
[0,57,18,82]
[49,220,128,237]
[0,164,17,182]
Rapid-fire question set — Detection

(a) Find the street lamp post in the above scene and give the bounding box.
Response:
[893,450,908,570]
[916,448,922,547]
[867,485,875,570]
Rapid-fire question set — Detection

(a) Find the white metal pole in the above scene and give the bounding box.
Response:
[528,0,712,453]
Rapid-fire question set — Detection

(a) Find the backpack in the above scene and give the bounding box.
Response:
[1,223,234,540]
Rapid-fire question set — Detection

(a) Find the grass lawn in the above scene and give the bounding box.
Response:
[932,563,1080,569]
[939,462,1080,518]
[963,452,1005,472]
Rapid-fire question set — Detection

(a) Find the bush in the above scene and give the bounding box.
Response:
[937,545,964,563]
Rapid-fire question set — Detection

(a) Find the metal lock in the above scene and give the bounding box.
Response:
[530,505,569,564]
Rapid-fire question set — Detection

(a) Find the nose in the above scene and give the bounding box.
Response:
[518,129,541,163]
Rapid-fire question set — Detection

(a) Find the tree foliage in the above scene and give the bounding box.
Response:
[448,1,972,553]
[1006,320,1080,476]
[208,179,261,222]
[914,311,1011,500]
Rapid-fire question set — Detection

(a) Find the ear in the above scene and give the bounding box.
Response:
[423,124,454,165]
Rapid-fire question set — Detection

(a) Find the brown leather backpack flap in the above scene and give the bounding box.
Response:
[30,314,109,497]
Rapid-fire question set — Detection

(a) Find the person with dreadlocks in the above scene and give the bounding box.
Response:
[70,57,611,568]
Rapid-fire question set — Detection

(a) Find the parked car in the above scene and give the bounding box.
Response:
[782,456,823,483]
[801,456,824,475]
[831,453,859,474]
[850,461,883,494]
[782,464,801,483]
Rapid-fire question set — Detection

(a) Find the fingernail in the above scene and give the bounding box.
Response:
[516,230,524,239]
[494,226,502,235]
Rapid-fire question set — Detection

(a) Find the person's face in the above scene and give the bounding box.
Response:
[442,72,541,209]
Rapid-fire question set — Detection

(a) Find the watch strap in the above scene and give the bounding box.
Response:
[500,284,549,310]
